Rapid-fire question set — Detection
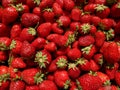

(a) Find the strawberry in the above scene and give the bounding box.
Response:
[42,8,55,22]
[94,31,105,47]
[0,23,9,37]
[52,23,64,34]
[89,59,100,71]
[37,22,52,38]
[21,13,40,27]
[48,59,57,72]
[68,63,81,79]
[78,35,95,47]
[33,7,41,17]
[0,80,10,90]
[44,42,57,52]
[54,70,70,89]
[0,37,11,51]
[103,42,120,63]
[53,2,63,16]
[81,45,96,60]
[115,70,120,86]
[2,0,15,8]
[47,74,54,81]
[80,14,91,23]
[2,6,18,25]
[91,15,101,26]
[93,54,104,66]
[20,41,35,59]
[9,80,25,90]
[70,22,80,32]
[84,4,97,13]
[57,15,71,27]
[20,27,36,42]
[72,40,79,48]
[26,0,40,9]
[77,71,102,90]
[94,0,106,4]
[31,37,46,50]
[21,68,44,85]
[115,21,120,34]
[98,85,118,90]
[100,41,110,53]
[55,0,64,8]
[71,8,82,21]
[63,0,75,11]
[0,51,7,62]
[39,80,58,90]
[67,48,81,61]
[25,85,39,90]
[35,50,52,68]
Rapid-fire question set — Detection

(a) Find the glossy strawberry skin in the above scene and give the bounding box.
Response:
[33,7,41,17]
[44,42,57,52]
[63,0,75,11]
[52,23,64,34]
[25,85,39,90]
[2,0,14,8]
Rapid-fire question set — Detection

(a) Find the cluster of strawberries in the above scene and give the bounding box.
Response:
[1,0,120,90]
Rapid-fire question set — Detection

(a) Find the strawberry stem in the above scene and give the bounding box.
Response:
[68,63,77,70]
[56,58,68,69]
[34,0,41,6]
[95,4,107,12]
[81,23,91,34]
[0,73,10,86]
[28,27,36,36]
[64,80,71,89]
[81,45,92,55]
[34,72,44,84]
[10,40,16,50]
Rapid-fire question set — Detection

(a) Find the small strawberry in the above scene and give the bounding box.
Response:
[2,6,18,25]
[21,13,40,27]
[25,85,39,90]
[35,50,52,68]
[84,4,97,13]
[63,0,75,11]
[80,14,91,23]
[105,28,115,41]
[54,70,71,89]
[55,0,64,8]
[9,80,25,90]
[44,42,57,52]
[91,15,101,26]
[78,35,95,47]
[33,7,41,17]
[52,23,64,34]
[39,80,58,90]
[48,59,57,72]
[89,59,100,71]
[26,0,40,9]
[70,22,80,32]
[115,21,120,34]
[37,22,52,38]
[93,54,104,66]
[0,7,3,22]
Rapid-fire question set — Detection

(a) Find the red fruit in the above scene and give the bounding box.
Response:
[78,35,95,47]
[93,54,104,66]
[26,0,40,9]
[0,51,7,62]
[54,70,70,89]
[37,22,52,38]
[20,41,35,59]
[25,85,39,90]
[94,0,106,4]
[55,0,64,8]
[2,0,14,8]
[0,80,10,90]
[63,0,75,11]
[39,80,58,90]
[71,8,82,21]
[0,7,3,21]
[80,14,91,23]
[91,15,101,26]
[44,42,57,52]
[35,50,52,68]
[48,59,57,72]
[98,85,118,90]
[2,6,18,25]
[31,37,46,50]
[84,4,96,13]
[0,23,9,37]
[89,59,100,71]
[77,72,102,90]
[115,21,120,34]
[52,23,64,34]
[100,41,110,53]
[115,71,120,86]
[67,48,81,61]
[0,66,8,75]
[70,22,80,32]
[21,13,40,27]
[33,7,41,17]
[9,80,25,90]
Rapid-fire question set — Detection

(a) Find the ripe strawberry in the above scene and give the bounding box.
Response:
[52,23,64,34]
[33,7,41,17]
[43,8,55,22]
[81,45,96,60]
[2,6,18,25]
[94,0,106,4]
[55,0,64,8]
[26,0,40,9]
[20,27,36,42]
[103,42,120,63]
[91,15,101,26]
[48,59,57,72]
[70,22,80,32]
[63,0,75,11]
[20,41,35,59]
[0,8,3,22]
[47,74,54,81]
[115,21,120,34]
[93,54,104,66]
[25,85,39,90]
[54,70,70,89]
[98,85,118,90]
[115,71,120,86]
[0,51,7,62]
[35,50,52,68]
[78,35,95,47]
[0,80,10,90]
[0,37,11,51]
[67,48,81,61]
[21,68,44,85]
[10,40,22,55]
[68,63,81,79]
[95,31,105,47]
[2,0,14,8]
[9,80,25,90]
[44,42,57,52]
[100,41,110,53]
[72,41,79,48]
[84,4,97,13]
[37,22,52,38]
[31,37,46,50]
[21,13,40,27]
[0,66,8,75]
[71,8,82,21]
[0,23,9,37]
[57,15,71,27]
[39,80,58,90]
[80,14,91,23]
[89,59,100,71]
[77,71,102,90]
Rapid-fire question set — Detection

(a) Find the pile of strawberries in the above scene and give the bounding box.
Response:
[1,0,120,90]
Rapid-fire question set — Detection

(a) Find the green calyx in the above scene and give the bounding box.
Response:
[34,0,40,6]
[64,80,71,89]
[56,58,68,69]
[98,58,104,66]
[76,58,86,65]
[76,80,82,90]
[28,27,36,36]
[10,40,16,50]
[89,71,97,76]
[66,34,76,46]
[15,3,24,12]
[81,45,92,55]
[56,20,63,27]
[105,29,114,41]
[43,8,53,12]
[0,43,9,51]
[35,51,48,68]
[81,23,91,34]
[0,73,10,86]
[103,80,111,86]
[68,63,77,70]
[34,72,44,84]
[8,53,14,65]
[95,4,107,12]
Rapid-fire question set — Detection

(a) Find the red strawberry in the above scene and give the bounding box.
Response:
[25,85,39,90]
[67,48,81,61]
[0,80,10,90]
[93,54,104,66]
[47,74,54,81]
[26,0,40,9]
[2,6,18,25]
[37,22,52,38]
[0,37,11,51]
[43,8,55,22]
[103,42,120,63]
[20,41,35,59]
[21,68,44,85]
[33,7,41,17]
[55,0,64,8]
[115,21,120,34]
[100,41,110,53]
[63,0,75,11]
[80,14,91,23]
[9,80,25,90]
[2,0,14,8]
[0,51,7,62]
[115,71,120,86]
[78,35,95,47]
[35,50,52,68]
[94,0,106,4]
[91,15,101,26]
[77,71,102,90]
[39,80,58,90]
[98,85,118,90]
[52,23,64,34]
[71,8,82,21]
[21,13,40,27]
[54,70,70,89]
[48,59,57,72]
[68,63,81,79]
[0,66,8,75]
[84,4,97,13]
[70,22,80,32]
[72,40,79,48]
[89,59,100,71]
[44,42,57,52]
[95,31,105,47]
